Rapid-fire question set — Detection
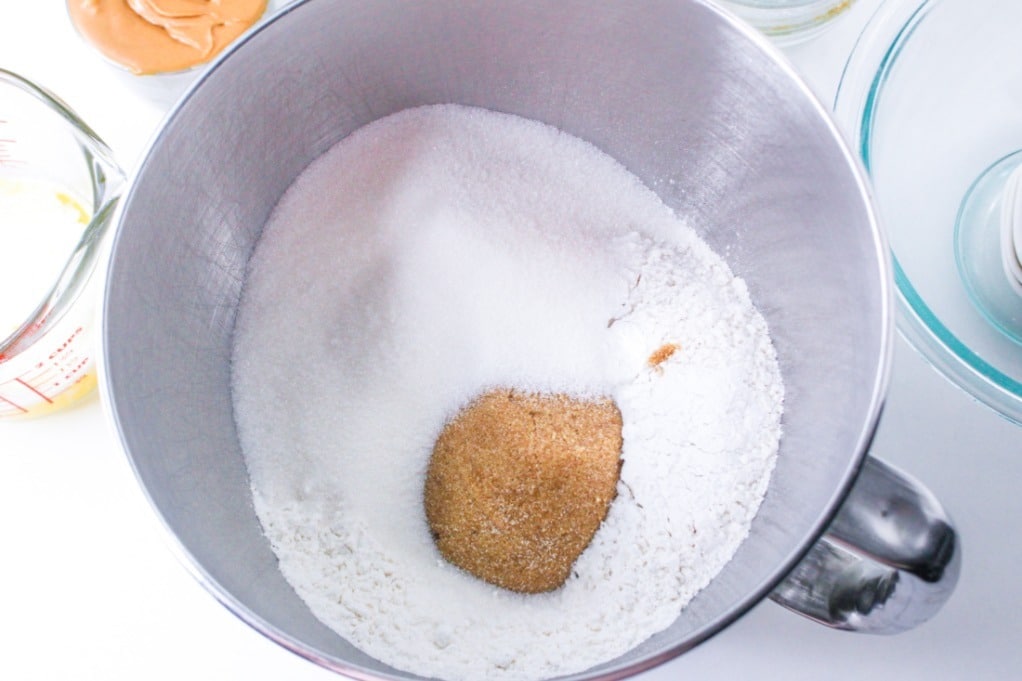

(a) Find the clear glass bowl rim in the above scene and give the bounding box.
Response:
[834,0,1022,425]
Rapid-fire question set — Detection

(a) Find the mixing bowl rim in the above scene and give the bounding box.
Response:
[100,0,895,677]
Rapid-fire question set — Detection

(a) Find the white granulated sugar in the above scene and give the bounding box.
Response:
[231,104,784,681]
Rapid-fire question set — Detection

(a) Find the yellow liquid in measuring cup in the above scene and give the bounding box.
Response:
[0,177,88,337]
[0,177,96,418]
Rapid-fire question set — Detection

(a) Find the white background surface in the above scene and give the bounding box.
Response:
[2,1,1020,679]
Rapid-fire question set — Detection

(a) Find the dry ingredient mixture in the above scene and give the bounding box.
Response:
[66,0,267,75]
[231,104,784,681]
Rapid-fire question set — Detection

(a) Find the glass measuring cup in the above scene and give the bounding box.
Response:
[0,69,123,418]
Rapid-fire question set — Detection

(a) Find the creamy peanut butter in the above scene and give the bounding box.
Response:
[67,0,267,75]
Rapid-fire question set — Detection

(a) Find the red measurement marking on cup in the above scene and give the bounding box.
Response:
[0,139,15,164]
[0,119,23,166]
[29,367,58,385]
[0,371,60,415]
[19,365,68,396]
[0,394,28,415]
[14,377,53,404]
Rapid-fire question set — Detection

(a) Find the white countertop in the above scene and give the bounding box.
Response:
[2,1,1020,679]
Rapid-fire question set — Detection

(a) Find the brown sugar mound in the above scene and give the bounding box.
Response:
[424,388,623,594]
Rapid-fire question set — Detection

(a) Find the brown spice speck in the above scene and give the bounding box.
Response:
[647,342,680,367]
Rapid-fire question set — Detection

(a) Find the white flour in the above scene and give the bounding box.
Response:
[231,104,783,681]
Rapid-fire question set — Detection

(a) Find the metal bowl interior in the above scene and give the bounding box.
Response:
[102,0,889,679]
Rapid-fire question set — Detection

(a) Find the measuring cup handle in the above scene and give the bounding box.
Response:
[769,455,961,633]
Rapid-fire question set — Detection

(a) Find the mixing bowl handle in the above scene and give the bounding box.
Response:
[769,455,960,633]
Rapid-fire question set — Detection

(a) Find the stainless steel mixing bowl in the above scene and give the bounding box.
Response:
[101,1,959,679]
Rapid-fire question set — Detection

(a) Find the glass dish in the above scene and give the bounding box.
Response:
[835,0,1022,424]
[715,0,858,44]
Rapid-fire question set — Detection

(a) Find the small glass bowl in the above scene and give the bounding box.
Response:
[835,0,1022,425]
[715,0,858,44]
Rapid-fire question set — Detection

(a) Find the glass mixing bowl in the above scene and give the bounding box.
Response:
[835,0,1022,425]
